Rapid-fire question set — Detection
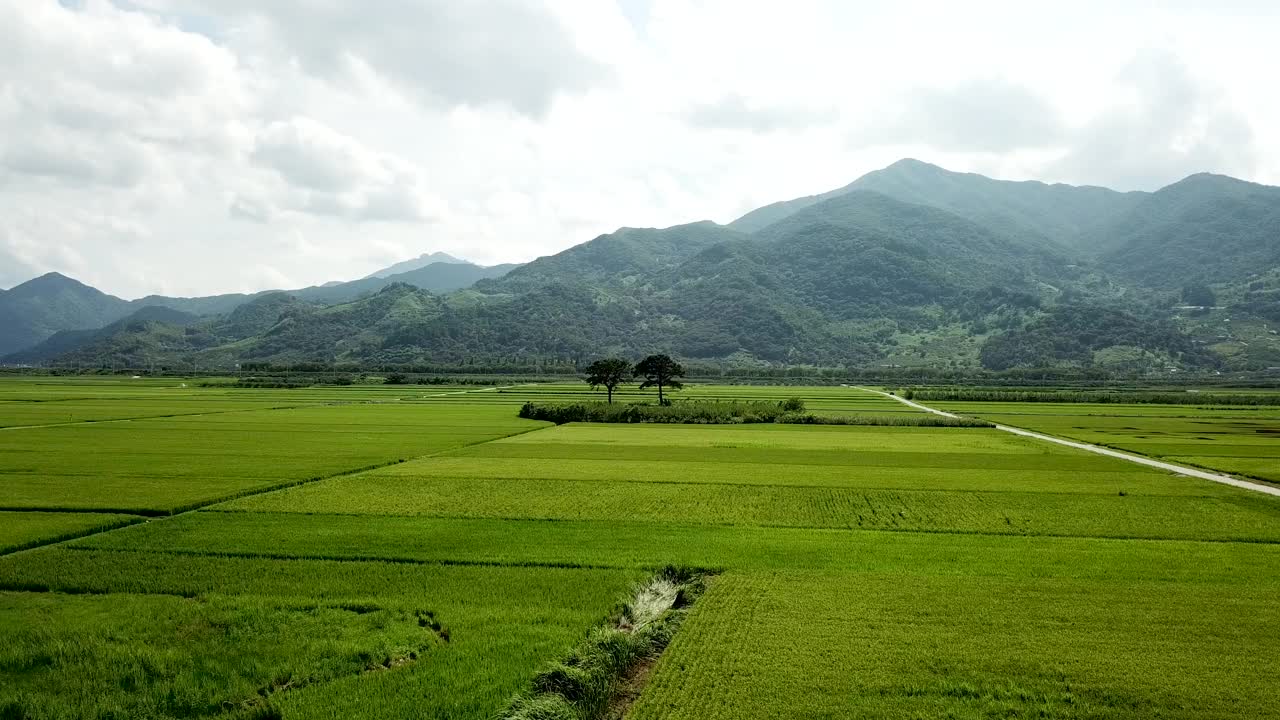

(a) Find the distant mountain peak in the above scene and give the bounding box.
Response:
[9,271,102,297]
[883,157,942,172]
[1161,171,1263,192]
[26,271,78,286]
[363,251,470,279]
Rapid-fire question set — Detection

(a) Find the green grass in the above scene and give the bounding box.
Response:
[630,567,1280,719]
[0,591,438,719]
[2,378,1280,718]
[934,402,1280,485]
[58,513,1280,580]
[0,404,544,514]
[222,423,1280,541]
[0,511,142,554]
[219,476,1280,541]
[0,551,643,720]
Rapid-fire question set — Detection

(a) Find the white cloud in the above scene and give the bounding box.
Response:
[1048,49,1260,190]
[145,0,610,116]
[0,0,1276,297]
[686,94,838,133]
[862,80,1065,153]
[247,117,446,222]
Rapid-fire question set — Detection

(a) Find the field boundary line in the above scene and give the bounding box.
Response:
[59,545,640,571]
[0,403,315,431]
[859,387,1280,499]
[191,508,1280,544]
[0,516,146,557]
[0,506,158,516]
[0,420,556,558]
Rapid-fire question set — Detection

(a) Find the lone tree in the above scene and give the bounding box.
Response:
[584,357,633,403]
[634,354,685,404]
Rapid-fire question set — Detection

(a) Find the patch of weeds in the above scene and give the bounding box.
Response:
[502,566,708,720]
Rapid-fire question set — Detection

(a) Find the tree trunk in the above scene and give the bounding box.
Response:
[658,382,664,404]
[607,386,613,403]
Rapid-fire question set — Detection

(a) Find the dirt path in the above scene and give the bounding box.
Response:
[858,386,1280,499]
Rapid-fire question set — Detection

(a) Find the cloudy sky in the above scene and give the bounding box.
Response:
[2,0,1277,297]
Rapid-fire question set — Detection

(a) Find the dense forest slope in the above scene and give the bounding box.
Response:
[730,159,1143,253]
[0,273,136,356]
[1092,173,1280,288]
[4,160,1279,372]
[0,260,517,357]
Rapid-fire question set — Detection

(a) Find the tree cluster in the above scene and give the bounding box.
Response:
[584,354,685,404]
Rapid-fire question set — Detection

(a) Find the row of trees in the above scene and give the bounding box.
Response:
[584,354,685,403]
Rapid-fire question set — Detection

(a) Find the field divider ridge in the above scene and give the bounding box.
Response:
[0,420,559,558]
[57,544,641,572]
[858,386,1280,499]
[0,403,317,431]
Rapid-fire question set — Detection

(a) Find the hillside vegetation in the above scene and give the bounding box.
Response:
[4,159,1280,372]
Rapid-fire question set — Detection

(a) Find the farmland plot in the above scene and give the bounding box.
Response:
[933,399,1280,485]
[0,551,641,720]
[226,422,1280,542]
[0,403,542,514]
[0,511,140,553]
[1,378,1279,718]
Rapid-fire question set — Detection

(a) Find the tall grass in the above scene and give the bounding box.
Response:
[518,401,992,427]
[502,567,707,720]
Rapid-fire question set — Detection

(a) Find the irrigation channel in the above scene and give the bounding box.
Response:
[859,387,1280,499]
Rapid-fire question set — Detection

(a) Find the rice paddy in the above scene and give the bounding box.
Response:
[1,376,1278,718]
[929,397,1280,486]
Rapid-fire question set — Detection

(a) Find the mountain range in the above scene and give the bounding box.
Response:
[0,257,518,358]
[4,159,1279,373]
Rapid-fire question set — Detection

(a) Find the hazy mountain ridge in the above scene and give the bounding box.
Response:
[5,160,1279,372]
[363,251,468,279]
[0,260,520,358]
[731,159,1145,252]
[0,273,135,356]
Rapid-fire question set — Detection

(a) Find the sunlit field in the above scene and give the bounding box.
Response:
[2,376,1279,718]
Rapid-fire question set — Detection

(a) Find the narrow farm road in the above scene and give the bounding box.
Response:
[858,387,1280,499]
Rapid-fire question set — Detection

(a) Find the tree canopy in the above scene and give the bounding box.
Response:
[584,357,633,403]
[635,354,685,404]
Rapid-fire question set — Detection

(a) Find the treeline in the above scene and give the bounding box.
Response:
[903,388,1280,406]
[977,304,1217,371]
[233,374,544,389]
[518,400,991,427]
[238,360,577,375]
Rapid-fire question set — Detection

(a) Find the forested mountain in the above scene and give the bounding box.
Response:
[4,306,201,364]
[4,160,1279,373]
[730,159,1144,252]
[0,273,135,356]
[0,260,518,357]
[481,222,744,294]
[293,261,520,304]
[1093,173,1280,288]
[847,159,1145,252]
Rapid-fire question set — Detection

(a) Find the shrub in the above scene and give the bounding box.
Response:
[500,568,707,720]
[518,401,992,427]
[780,397,806,412]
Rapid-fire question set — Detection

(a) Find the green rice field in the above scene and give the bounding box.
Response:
[1,376,1279,718]
[930,397,1280,485]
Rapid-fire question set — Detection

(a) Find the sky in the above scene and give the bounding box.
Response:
[2,0,1278,298]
